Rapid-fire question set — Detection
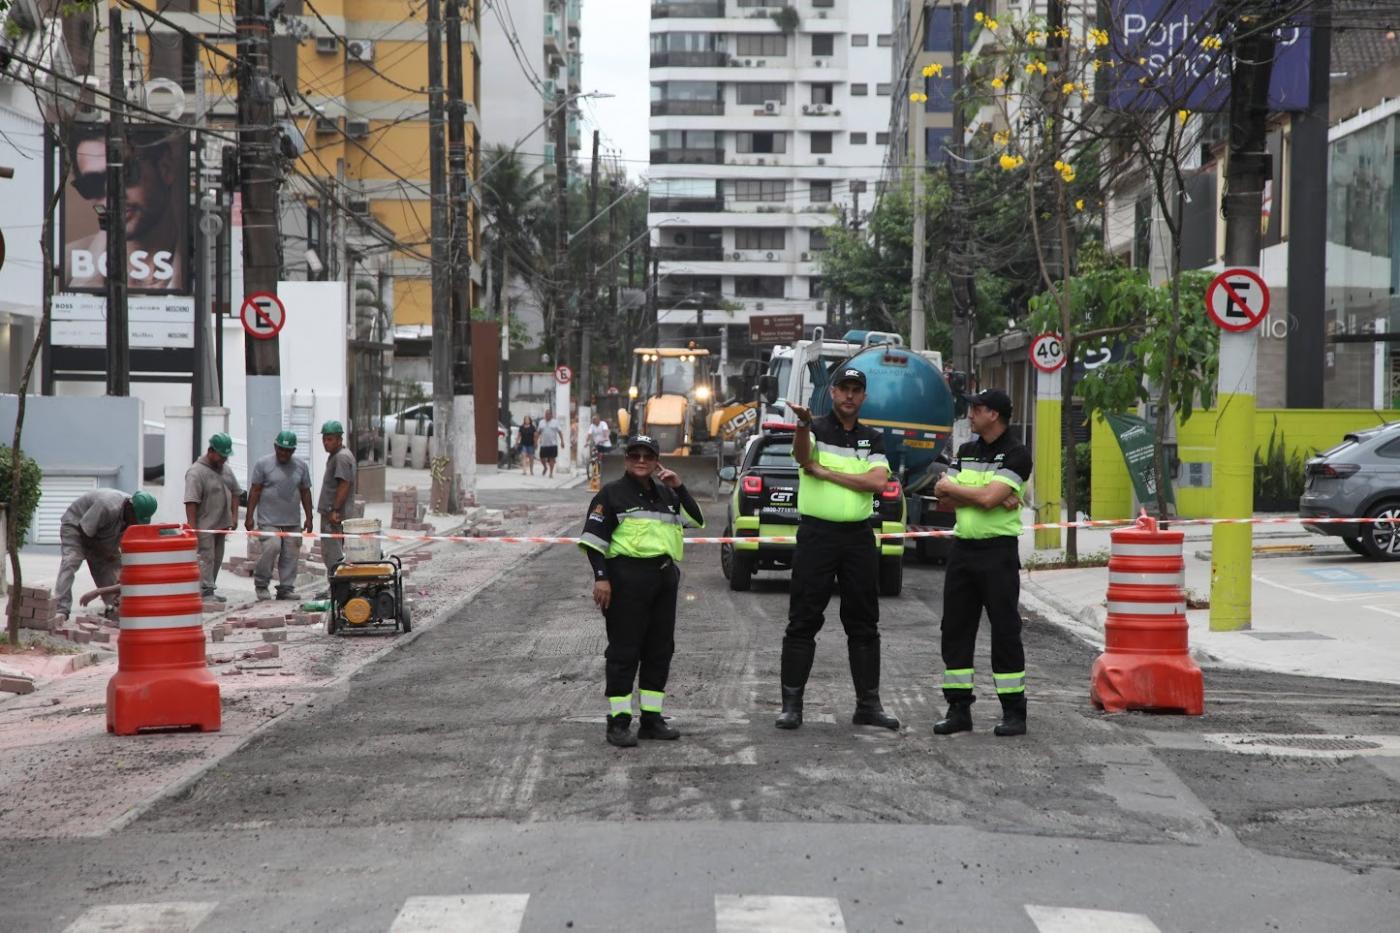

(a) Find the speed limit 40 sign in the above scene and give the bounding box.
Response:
[1029,332,1066,373]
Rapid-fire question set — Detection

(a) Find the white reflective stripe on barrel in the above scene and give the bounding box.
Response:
[1109,543,1182,558]
[1108,571,1185,587]
[1107,601,1187,616]
[120,581,203,598]
[120,613,205,630]
[122,549,199,566]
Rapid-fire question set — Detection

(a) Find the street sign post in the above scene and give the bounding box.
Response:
[749,314,804,345]
[1029,332,1067,373]
[1206,268,1270,332]
[240,291,285,341]
[554,364,573,385]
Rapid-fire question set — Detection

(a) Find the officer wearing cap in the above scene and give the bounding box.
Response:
[578,434,705,748]
[932,388,1034,736]
[246,431,315,601]
[777,367,899,732]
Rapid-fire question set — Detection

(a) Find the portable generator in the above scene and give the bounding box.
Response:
[326,554,411,635]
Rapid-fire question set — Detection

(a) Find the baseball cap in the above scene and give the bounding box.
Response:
[965,388,1013,420]
[625,435,661,455]
[833,367,867,388]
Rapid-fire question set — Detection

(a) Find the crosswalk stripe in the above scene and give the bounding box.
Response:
[1025,905,1163,933]
[389,894,530,933]
[715,895,847,932]
[62,901,217,933]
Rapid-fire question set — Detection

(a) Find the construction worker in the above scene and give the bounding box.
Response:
[578,434,704,748]
[932,388,1033,737]
[245,431,314,601]
[318,421,356,586]
[777,367,899,732]
[184,433,240,602]
[52,489,157,622]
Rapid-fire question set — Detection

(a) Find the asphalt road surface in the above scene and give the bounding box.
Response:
[4,488,1400,931]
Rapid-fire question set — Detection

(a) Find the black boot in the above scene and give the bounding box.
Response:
[933,699,974,735]
[994,695,1027,737]
[606,714,637,747]
[775,686,804,730]
[848,641,900,730]
[638,711,680,740]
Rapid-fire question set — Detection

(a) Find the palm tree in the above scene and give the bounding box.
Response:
[478,146,545,323]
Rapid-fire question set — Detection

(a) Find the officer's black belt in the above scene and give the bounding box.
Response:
[951,536,1019,551]
[799,515,876,531]
[607,554,674,569]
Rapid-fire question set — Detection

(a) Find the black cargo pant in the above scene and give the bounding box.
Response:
[781,517,879,687]
[940,537,1025,703]
[604,555,680,701]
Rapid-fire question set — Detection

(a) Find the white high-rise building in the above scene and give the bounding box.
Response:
[648,0,893,366]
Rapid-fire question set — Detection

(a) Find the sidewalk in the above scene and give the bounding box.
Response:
[1017,514,1400,687]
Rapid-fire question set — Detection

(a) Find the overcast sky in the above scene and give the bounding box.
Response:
[579,0,650,177]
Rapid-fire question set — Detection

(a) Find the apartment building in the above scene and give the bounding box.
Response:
[889,0,966,173]
[648,0,893,364]
[481,0,583,175]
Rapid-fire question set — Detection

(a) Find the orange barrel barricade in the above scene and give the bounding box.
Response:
[107,523,221,735]
[1089,513,1204,715]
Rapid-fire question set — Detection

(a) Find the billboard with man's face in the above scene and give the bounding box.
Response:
[61,124,190,293]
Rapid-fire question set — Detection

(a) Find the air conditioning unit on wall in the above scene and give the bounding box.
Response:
[346,39,375,62]
[346,118,370,138]
[315,36,338,54]
[763,100,780,114]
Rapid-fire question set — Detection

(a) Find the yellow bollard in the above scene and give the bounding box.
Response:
[1209,332,1257,630]
[1034,368,1062,550]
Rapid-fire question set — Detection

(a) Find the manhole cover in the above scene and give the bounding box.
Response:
[1244,736,1382,752]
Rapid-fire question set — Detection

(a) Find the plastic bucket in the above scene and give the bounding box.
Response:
[342,517,383,562]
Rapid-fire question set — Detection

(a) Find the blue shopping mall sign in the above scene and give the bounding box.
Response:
[1109,0,1311,112]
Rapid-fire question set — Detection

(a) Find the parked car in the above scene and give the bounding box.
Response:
[382,403,434,437]
[1299,421,1400,560]
[717,422,907,595]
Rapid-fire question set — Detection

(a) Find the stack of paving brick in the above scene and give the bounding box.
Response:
[6,585,56,631]
[391,486,431,531]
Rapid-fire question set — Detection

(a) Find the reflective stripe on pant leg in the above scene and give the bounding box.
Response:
[609,695,633,718]
[639,690,664,713]
[994,671,1026,694]
[941,668,975,691]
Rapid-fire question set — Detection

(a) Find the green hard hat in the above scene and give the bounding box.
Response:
[320,420,344,436]
[129,491,158,524]
[274,430,298,450]
[209,433,234,456]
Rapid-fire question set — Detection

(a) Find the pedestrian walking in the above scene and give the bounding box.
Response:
[52,489,157,622]
[184,433,241,602]
[537,410,562,477]
[318,421,356,588]
[518,415,537,475]
[245,431,315,602]
[776,367,900,732]
[578,434,705,748]
[932,388,1033,737]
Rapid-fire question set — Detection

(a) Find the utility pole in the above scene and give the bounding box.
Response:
[236,0,282,460]
[908,89,926,352]
[427,0,457,512]
[445,0,474,505]
[552,91,569,364]
[1211,5,1276,631]
[578,129,600,463]
[948,1,972,375]
[105,8,130,396]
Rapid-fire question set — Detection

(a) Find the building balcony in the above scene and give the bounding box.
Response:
[651,2,725,18]
[650,196,726,212]
[544,15,561,58]
[654,245,726,261]
[649,51,730,68]
[567,0,581,33]
[649,147,725,165]
[650,99,726,116]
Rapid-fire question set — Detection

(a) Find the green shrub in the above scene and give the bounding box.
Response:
[0,447,43,545]
[1063,441,1092,517]
[1254,418,1311,506]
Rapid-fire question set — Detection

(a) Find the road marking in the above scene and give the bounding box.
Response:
[715,895,846,932]
[1025,905,1162,933]
[389,895,530,932]
[63,902,217,932]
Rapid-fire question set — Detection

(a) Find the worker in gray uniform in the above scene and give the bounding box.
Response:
[53,489,157,621]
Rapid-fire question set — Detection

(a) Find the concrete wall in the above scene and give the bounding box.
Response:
[0,395,144,492]
[1092,408,1400,519]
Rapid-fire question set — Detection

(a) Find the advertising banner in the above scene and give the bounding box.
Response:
[1105,411,1176,507]
[61,124,191,293]
[51,292,195,348]
[1108,0,1310,112]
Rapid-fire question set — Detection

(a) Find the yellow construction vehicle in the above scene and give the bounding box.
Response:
[617,346,715,453]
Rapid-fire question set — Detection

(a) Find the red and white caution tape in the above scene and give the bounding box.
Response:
[186,514,1396,548]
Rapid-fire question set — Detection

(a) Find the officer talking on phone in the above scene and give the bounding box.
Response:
[578,435,706,748]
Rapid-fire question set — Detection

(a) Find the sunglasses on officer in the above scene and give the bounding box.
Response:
[625,450,658,462]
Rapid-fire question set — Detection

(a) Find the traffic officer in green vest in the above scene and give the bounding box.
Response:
[776,366,900,732]
[578,434,705,748]
[932,388,1034,736]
